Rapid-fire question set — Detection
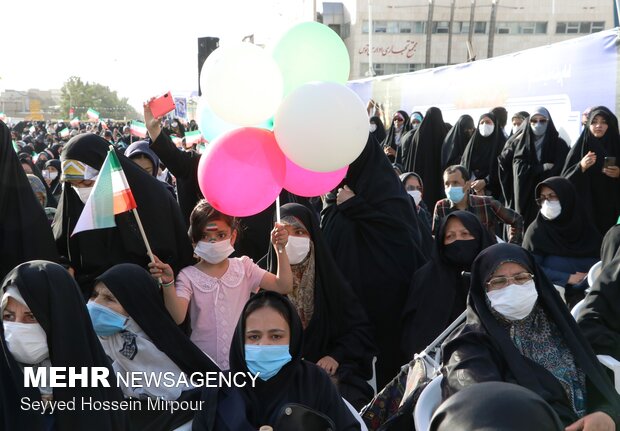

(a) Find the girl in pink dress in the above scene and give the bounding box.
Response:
[150,200,292,369]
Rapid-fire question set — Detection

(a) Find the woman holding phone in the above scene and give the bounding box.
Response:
[562,106,620,235]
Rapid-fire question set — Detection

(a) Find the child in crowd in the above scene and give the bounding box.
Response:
[149,200,292,369]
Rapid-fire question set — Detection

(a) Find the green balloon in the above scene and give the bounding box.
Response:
[271,22,350,96]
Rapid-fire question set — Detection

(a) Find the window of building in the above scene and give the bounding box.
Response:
[433,21,450,34]
[474,22,487,34]
[361,63,422,76]
[496,22,547,34]
[362,20,425,34]
[556,21,605,34]
[374,20,387,33]
[399,21,412,33]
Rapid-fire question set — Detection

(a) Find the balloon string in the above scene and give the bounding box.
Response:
[276,195,282,254]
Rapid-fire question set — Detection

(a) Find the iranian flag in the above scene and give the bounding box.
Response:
[69,107,75,117]
[130,121,147,138]
[59,128,70,138]
[87,108,100,121]
[100,121,109,130]
[185,130,203,145]
[72,148,137,236]
[70,117,80,127]
[170,135,183,148]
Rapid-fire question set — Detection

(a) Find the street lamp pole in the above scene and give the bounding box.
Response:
[487,0,498,58]
[425,0,434,68]
[368,0,375,76]
[447,0,456,64]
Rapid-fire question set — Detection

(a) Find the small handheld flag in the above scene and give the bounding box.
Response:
[130,121,147,139]
[72,146,159,271]
[59,128,70,138]
[70,117,80,127]
[72,148,136,235]
[184,130,203,145]
[87,108,100,121]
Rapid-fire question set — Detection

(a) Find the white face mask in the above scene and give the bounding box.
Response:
[72,185,93,204]
[479,123,495,137]
[540,200,562,220]
[157,170,168,182]
[407,190,422,206]
[285,236,311,265]
[487,280,538,321]
[194,239,235,264]
[411,123,420,131]
[49,171,58,181]
[369,124,377,133]
[3,322,49,364]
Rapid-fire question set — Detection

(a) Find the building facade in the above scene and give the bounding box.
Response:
[322,0,615,79]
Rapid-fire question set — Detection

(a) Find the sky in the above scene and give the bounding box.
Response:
[0,0,314,111]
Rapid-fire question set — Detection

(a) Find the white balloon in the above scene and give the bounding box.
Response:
[200,43,283,126]
[274,82,368,172]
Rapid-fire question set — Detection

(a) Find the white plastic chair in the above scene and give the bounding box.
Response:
[571,299,586,320]
[343,398,369,431]
[367,356,378,395]
[598,355,620,394]
[413,374,444,431]
[587,261,603,287]
[172,420,192,431]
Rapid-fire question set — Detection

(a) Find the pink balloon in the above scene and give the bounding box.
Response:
[283,157,347,197]
[197,128,285,217]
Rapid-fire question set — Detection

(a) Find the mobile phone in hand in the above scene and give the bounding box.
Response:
[149,92,176,118]
[604,156,616,169]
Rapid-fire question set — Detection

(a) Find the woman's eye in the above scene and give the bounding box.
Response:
[217,233,226,239]
[295,230,305,236]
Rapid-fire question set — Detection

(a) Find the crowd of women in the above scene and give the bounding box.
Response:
[1,98,619,431]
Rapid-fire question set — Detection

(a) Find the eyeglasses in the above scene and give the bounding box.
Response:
[394,117,404,122]
[530,119,548,124]
[535,193,559,206]
[487,272,534,290]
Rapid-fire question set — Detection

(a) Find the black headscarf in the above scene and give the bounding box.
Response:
[321,137,425,387]
[267,204,376,404]
[192,291,360,430]
[512,108,570,228]
[441,114,475,170]
[562,106,620,235]
[430,382,564,431]
[124,140,160,176]
[53,133,193,297]
[401,211,495,359]
[522,177,602,258]
[401,107,450,209]
[442,243,620,426]
[0,120,59,281]
[601,224,620,267]
[96,264,219,374]
[45,159,62,199]
[369,116,386,147]
[0,261,128,430]
[381,110,411,162]
[399,172,434,259]
[461,112,507,197]
[18,153,57,208]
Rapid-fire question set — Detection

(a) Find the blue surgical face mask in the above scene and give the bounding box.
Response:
[445,186,466,204]
[87,302,128,336]
[245,344,292,381]
[531,121,548,137]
